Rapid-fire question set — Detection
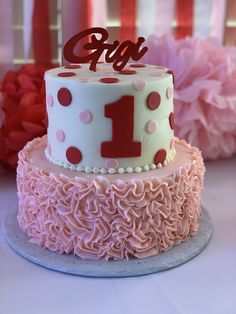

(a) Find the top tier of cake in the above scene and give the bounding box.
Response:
[44,63,175,174]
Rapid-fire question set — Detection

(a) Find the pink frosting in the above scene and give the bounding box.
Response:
[47,142,51,155]
[145,120,157,134]
[47,94,53,107]
[99,72,115,76]
[166,87,172,99]
[79,110,92,124]
[77,77,91,83]
[133,80,146,91]
[105,159,119,169]
[17,136,205,260]
[56,129,65,142]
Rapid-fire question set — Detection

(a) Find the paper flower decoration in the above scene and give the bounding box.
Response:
[141,35,236,159]
[0,64,50,168]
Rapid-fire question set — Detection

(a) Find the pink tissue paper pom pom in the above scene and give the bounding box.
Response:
[141,35,236,160]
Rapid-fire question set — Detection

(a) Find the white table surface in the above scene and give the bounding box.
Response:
[0,157,236,314]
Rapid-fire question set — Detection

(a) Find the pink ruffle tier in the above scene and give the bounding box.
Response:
[17,136,205,260]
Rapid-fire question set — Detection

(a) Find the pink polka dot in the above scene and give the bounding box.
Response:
[150,72,165,76]
[99,72,115,76]
[66,147,82,164]
[56,129,65,142]
[156,66,166,70]
[133,80,146,91]
[47,94,53,107]
[145,120,157,133]
[57,88,72,106]
[166,87,172,99]
[47,142,51,155]
[79,110,92,124]
[57,72,76,77]
[77,77,91,83]
[147,92,161,110]
[105,159,119,169]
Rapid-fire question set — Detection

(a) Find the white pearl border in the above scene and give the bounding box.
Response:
[44,148,177,174]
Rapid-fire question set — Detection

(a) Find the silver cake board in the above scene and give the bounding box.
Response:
[3,207,213,278]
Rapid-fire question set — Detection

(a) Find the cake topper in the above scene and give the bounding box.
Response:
[63,27,148,72]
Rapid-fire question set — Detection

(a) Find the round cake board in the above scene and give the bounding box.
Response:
[3,207,213,278]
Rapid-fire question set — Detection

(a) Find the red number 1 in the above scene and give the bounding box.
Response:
[101,96,141,158]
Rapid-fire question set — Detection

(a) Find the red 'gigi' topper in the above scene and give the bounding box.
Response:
[63,27,148,72]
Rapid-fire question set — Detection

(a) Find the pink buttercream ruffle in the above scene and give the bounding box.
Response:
[17,136,205,260]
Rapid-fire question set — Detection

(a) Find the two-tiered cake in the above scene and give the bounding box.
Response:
[16,62,205,260]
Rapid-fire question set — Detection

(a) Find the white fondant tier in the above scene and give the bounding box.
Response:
[17,136,205,260]
[45,63,174,173]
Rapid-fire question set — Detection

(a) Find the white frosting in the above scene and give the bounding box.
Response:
[44,147,176,174]
[45,63,174,171]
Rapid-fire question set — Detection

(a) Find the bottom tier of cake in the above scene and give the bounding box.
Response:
[17,136,205,261]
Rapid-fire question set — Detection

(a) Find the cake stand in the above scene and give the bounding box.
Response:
[3,207,213,278]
